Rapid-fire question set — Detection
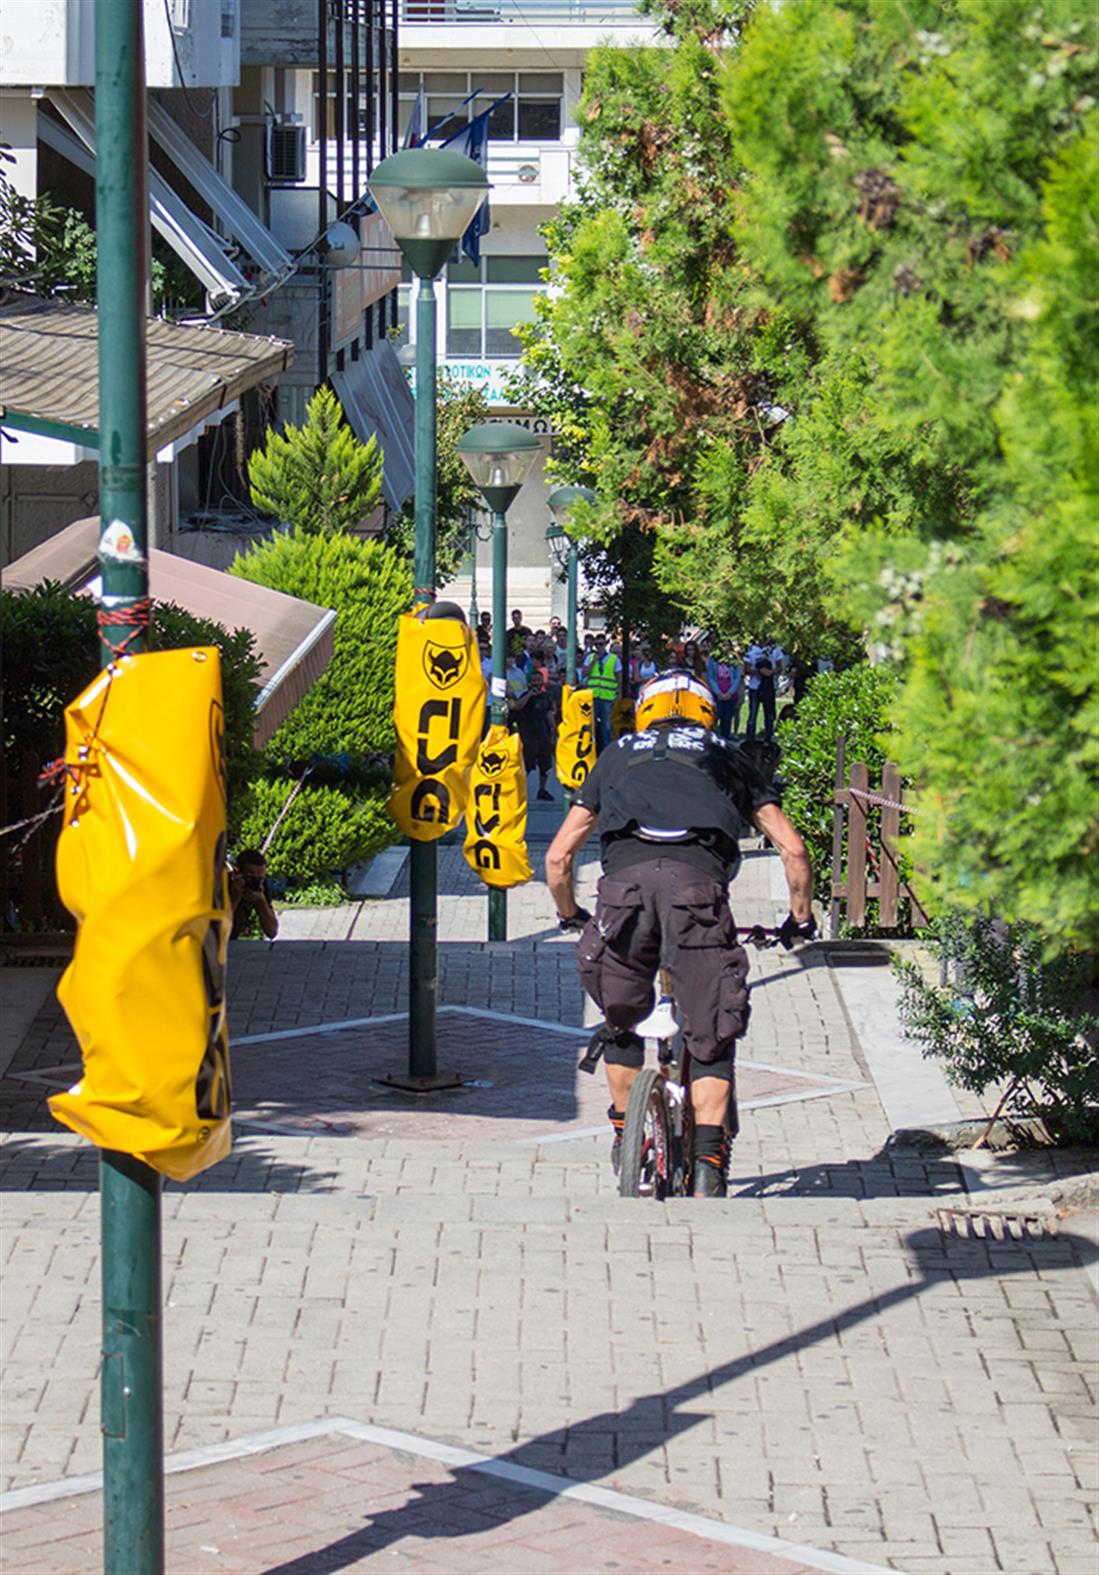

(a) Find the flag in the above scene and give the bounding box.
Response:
[441,98,507,267]
[402,86,425,149]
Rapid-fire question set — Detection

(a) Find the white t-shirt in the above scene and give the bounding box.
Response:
[745,644,786,690]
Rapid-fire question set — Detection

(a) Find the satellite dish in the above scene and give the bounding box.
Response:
[323,221,360,267]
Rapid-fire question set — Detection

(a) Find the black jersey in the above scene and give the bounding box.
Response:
[574,723,781,880]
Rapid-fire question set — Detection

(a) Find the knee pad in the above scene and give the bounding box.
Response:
[603,1030,644,1069]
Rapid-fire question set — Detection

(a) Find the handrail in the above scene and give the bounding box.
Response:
[400,0,644,21]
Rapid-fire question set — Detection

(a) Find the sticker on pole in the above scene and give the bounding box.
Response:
[49,648,232,1181]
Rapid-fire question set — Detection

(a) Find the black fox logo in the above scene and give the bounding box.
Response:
[479,749,507,777]
[424,641,467,690]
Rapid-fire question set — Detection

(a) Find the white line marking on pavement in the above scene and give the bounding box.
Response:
[233,1011,410,1045]
[0,1416,898,1575]
[234,1005,590,1046]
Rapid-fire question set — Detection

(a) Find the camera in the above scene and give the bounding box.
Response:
[244,875,263,892]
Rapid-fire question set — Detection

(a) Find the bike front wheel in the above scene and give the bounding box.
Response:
[619,1068,673,1199]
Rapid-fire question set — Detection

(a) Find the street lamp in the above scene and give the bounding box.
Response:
[463,507,494,627]
[458,420,542,942]
[545,484,594,689]
[368,147,488,1087]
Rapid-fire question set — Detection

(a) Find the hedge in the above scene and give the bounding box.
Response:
[775,665,899,909]
[228,530,411,764]
[235,776,395,885]
[1,583,261,840]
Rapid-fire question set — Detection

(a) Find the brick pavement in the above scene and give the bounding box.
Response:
[0,1426,837,1574]
[2,839,1097,1573]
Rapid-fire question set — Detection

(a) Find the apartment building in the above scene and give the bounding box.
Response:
[0,0,404,566]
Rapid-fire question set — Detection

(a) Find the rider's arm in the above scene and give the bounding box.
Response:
[752,802,813,923]
[545,804,597,920]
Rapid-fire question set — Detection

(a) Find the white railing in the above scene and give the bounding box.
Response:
[400,0,643,22]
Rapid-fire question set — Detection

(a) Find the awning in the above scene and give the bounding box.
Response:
[1,516,335,750]
[45,90,294,308]
[0,296,292,454]
[332,339,415,512]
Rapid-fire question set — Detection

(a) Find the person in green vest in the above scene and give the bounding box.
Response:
[583,632,620,755]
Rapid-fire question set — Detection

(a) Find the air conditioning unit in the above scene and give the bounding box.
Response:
[267,119,306,185]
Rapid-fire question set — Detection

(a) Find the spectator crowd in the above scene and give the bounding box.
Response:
[474,610,822,789]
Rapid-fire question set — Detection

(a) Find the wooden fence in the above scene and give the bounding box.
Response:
[829,736,926,937]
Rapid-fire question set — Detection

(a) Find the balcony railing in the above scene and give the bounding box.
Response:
[401,0,644,22]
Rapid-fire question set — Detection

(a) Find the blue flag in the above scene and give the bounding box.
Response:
[441,100,505,267]
[402,86,426,149]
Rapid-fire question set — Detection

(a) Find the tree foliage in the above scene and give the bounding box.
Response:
[776,665,899,905]
[896,917,1098,1143]
[228,529,410,764]
[725,0,1098,945]
[1,583,261,844]
[519,0,1098,947]
[0,155,199,311]
[229,529,411,884]
[247,386,384,536]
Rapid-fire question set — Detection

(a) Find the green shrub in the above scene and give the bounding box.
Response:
[248,386,384,535]
[228,530,411,763]
[1,583,99,762]
[235,777,394,885]
[776,664,899,907]
[1,584,261,839]
[896,917,1099,1145]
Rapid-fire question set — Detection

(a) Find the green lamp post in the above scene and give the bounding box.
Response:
[458,421,542,942]
[368,148,488,1084]
[545,485,594,689]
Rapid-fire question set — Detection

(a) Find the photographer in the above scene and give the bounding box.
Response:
[229,848,279,941]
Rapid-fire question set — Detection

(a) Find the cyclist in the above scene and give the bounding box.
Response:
[545,669,816,1197]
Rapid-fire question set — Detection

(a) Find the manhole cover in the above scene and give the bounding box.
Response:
[937,1208,1058,1240]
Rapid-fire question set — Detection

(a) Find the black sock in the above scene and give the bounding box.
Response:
[607,1106,625,1134]
[693,1123,727,1170]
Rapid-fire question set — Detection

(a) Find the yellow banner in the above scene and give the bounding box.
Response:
[555,684,596,792]
[612,696,636,739]
[389,608,486,841]
[463,725,533,889]
[49,648,232,1182]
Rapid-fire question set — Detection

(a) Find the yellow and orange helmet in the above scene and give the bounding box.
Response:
[635,670,716,732]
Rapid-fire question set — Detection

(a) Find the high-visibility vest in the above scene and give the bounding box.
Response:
[587,653,618,701]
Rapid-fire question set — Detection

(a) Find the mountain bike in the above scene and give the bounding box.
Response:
[616,925,785,1200]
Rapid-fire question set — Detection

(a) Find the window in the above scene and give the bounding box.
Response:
[446,256,547,359]
[397,72,563,144]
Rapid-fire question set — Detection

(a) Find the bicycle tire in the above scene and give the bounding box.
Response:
[619,1068,673,1199]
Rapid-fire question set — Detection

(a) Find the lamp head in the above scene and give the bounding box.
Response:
[367,148,490,279]
[457,421,542,515]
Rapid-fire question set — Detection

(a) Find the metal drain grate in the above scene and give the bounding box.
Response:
[937,1208,1058,1240]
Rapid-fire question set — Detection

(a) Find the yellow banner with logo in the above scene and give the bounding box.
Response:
[389,607,485,841]
[49,648,232,1182]
[463,725,533,889]
[612,696,636,740]
[555,684,596,792]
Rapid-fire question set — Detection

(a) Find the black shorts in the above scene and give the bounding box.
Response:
[576,858,750,1064]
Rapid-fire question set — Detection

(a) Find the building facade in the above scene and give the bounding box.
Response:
[395,0,654,627]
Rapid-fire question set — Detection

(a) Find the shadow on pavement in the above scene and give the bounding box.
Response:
[259,1227,1097,1574]
[0,1131,345,1194]
[730,1142,973,1200]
